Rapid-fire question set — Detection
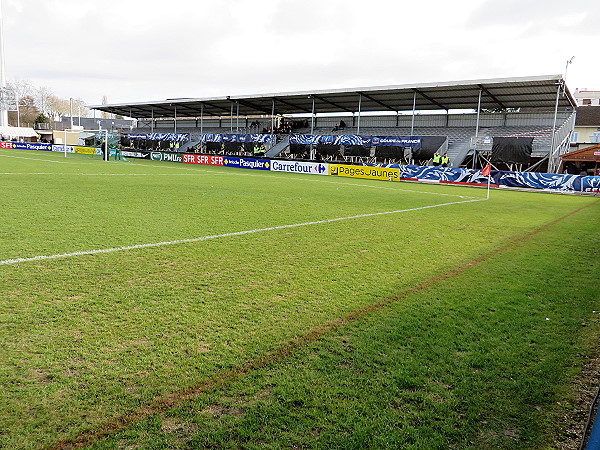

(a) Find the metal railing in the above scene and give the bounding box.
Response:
[548,111,576,173]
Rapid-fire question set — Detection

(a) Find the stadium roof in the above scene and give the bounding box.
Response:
[90,75,576,119]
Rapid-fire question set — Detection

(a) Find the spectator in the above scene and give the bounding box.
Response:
[403,147,413,164]
[101,138,108,160]
[253,143,265,156]
[441,153,449,167]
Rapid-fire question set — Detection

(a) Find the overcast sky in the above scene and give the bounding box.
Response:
[2,0,598,107]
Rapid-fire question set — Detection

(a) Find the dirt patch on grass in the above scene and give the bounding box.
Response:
[160,417,198,436]
[551,328,600,450]
[201,404,246,418]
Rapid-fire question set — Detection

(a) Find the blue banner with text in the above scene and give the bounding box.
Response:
[289,134,422,147]
[223,156,271,170]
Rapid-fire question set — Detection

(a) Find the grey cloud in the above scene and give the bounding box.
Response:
[467,0,600,29]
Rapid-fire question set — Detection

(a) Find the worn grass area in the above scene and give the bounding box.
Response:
[88,200,598,450]
[0,149,598,449]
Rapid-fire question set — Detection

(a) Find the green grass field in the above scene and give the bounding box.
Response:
[1,149,599,449]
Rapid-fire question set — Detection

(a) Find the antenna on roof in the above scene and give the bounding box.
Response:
[563,56,575,96]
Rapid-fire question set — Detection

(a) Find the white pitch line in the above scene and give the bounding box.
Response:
[0,154,68,163]
[0,149,480,199]
[0,173,214,176]
[4,156,479,198]
[0,170,478,198]
[0,198,485,266]
[1,168,480,199]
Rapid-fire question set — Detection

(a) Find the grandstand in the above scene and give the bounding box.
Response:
[91,75,577,172]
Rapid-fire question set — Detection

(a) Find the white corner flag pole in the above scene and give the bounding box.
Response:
[486,173,491,199]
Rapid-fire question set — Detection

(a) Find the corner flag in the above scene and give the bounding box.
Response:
[481,164,492,199]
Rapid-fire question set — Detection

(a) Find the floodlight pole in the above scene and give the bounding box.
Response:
[105,129,108,161]
[63,129,67,157]
[0,0,8,127]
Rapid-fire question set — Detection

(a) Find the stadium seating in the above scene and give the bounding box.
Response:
[129,111,570,167]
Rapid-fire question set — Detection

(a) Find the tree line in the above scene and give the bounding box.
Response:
[6,78,91,127]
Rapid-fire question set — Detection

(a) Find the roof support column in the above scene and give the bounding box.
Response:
[236,101,239,133]
[174,105,177,134]
[310,96,315,135]
[549,83,562,173]
[356,93,362,135]
[200,104,204,135]
[271,99,275,135]
[475,89,482,137]
[151,108,154,133]
[410,91,417,136]
[230,101,233,133]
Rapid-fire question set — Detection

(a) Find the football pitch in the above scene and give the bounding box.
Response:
[1,149,599,449]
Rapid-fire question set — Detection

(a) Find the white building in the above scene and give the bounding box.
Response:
[574,88,600,107]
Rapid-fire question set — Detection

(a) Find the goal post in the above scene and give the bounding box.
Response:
[60,128,120,161]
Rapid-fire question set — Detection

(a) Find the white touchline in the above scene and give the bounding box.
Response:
[0,198,486,266]
[0,154,68,163]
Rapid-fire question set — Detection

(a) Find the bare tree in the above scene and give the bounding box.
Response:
[6,79,92,124]
[8,95,40,126]
[71,98,89,120]
[7,78,35,100]
[47,95,70,118]
[36,86,55,118]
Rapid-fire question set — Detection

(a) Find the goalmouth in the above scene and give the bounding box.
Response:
[54,128,120,161]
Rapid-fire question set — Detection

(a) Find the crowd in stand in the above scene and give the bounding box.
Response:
[331,120,347,132]
[261,119,309,135]
[122,137,183,152]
